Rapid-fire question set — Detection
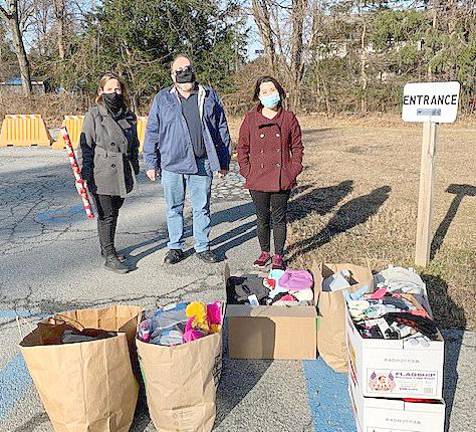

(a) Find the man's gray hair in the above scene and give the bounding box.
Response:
[170,54,194,72]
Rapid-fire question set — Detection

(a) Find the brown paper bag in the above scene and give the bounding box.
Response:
[312,262,373,373]
[20,305,142,432]
[137,331,222,432]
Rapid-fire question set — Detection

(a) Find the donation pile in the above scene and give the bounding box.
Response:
[345,266,438,342]
[227,268,314,306]
[137,301,222,346]
[346,266,446,432]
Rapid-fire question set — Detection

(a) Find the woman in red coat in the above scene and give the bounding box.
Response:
[237,76,304,269]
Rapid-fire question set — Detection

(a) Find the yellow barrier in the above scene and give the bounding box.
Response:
[137,116,148,152]
[52,115,85,150]
[0,114,52,147]
[53,115,147,151]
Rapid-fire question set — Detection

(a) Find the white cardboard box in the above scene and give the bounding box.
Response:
[346,309,444,400]
[349,376,445,432]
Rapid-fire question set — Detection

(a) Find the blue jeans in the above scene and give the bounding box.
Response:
[161,158,213,253]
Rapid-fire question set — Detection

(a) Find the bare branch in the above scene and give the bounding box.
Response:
[0,4,12,19]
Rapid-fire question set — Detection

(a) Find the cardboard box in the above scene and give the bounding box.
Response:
[225,264,317,360]
[349,374,445,432]
[346,308,444,400]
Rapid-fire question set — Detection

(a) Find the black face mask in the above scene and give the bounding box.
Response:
[175,67,196,84]
[102,92,124,113]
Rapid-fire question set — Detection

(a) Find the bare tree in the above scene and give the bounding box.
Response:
[52,0,66,59]
[251,0,277,73]
[0,1,32,94]
[289,0,307,109]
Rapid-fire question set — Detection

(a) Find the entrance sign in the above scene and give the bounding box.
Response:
[401,81,461,267]
[402,81,460,124]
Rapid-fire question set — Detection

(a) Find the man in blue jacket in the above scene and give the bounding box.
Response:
[143,54,231,264]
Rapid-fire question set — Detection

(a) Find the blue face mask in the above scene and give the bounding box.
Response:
[259,92,280,109]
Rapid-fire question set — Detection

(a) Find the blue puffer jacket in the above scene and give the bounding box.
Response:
[143,85,231,174]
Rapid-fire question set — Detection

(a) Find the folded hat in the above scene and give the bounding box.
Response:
[278,269,313,291]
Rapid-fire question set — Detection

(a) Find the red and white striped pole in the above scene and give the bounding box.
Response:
[62,127,95,219]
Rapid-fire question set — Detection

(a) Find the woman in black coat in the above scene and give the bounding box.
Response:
[78,72,140,274]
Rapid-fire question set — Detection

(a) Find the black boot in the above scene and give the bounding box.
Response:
[110,216,126,261]
[98,218,126,262]
[101,248,127,262]
[104,254,130,274]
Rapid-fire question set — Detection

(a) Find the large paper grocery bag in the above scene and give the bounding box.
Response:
[20,305,142,432]
[137,328,222,432]
[312,263,373,372]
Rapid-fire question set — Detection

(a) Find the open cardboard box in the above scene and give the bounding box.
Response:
[346,306,444,400]
[225,263,317,360]
[349,370,445,432]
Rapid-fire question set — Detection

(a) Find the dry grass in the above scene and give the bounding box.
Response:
[271,119,476,330]
[0,93,91,126]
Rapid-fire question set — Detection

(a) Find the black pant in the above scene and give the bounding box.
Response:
[250,190,290,256]
[92,194,124,256]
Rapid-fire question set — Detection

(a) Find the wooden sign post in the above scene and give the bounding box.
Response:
[402,81,461,267]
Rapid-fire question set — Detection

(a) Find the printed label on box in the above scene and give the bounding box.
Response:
[367,369,438,396]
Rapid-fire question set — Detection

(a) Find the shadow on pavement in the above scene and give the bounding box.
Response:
[11,413,50,432]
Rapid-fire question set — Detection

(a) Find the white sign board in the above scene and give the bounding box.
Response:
[402,81,460,123]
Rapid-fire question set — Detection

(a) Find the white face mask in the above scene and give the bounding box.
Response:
[259,92,280,108]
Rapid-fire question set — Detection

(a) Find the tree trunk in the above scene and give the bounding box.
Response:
[290,0,307,111]
[360,18,367,113]
[1,1,32,95]
[428,0,439,79]
[53,0,67,60]
[251,0,276,74]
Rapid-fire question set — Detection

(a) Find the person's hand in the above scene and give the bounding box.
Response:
[217,169,228,178]
[146,169,159,181]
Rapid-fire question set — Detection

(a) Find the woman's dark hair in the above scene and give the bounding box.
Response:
[253,76,286,107]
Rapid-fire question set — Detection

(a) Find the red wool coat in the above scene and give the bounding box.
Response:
[237,106,304,192]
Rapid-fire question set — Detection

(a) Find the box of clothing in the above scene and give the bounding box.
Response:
[349,373,445,432]
[225,263,317,360]
[311,262,374,372]
[346,266,444,400]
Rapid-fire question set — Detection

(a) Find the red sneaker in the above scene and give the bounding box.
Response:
[253,251,271,268]
[271,254,286,270]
